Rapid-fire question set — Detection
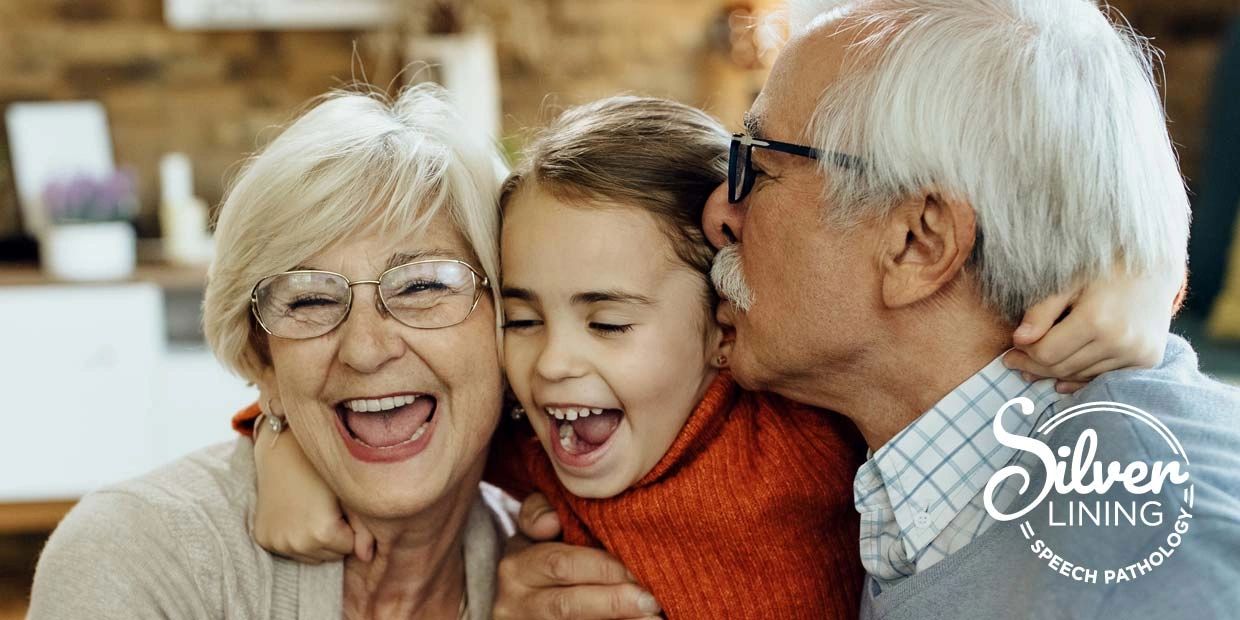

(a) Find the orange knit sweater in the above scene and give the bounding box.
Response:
[231,372,866,619]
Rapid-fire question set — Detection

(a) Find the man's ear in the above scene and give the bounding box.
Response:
[879,191,976,309]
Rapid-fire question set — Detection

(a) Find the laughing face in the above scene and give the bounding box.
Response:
[501,187,724,498]
[261,214,503,519]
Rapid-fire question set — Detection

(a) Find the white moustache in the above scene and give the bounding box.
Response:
[710,244,754,312]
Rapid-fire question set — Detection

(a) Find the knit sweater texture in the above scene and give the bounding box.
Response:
[28,438,507,620]
[233,371,867,619]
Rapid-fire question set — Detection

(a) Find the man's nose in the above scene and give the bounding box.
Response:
[702,181,746,250]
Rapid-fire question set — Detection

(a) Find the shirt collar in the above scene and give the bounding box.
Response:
[854,352,1064,561]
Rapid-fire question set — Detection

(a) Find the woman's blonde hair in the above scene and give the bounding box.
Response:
[204,83,506,383]
[500,96,729,302]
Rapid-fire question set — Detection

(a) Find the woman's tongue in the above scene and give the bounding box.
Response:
[344,398,432,448]
[568,410,622,446]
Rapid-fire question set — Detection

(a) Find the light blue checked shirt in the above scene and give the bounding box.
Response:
[853,354,1064,587]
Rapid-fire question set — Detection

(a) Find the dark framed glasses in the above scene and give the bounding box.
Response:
[728,133,863,203]
[250,259,489,340]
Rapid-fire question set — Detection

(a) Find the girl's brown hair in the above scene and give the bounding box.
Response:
[501,96,729,291]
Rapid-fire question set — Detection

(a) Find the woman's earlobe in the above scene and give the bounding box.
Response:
[255,368,281,413]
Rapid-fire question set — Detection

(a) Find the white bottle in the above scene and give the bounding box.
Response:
[159,152,213,265]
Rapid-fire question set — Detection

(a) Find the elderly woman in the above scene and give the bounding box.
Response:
[28,84,508,619]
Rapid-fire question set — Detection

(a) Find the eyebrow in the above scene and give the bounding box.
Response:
[385,249,459,270]
[500,287,655,307]
[742,111,765,139]
[501,286,535,301]
[571,290,655,306]
[290,248,460,273]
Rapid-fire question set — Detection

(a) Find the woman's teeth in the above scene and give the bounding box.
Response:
[408,421,429,442]
[546,406,604,421]
[355,420,429,448]
[344,394,419,413]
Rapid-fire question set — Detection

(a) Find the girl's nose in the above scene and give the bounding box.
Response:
[534,330,588,382]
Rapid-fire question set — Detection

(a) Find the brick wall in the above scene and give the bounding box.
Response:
[0,0,366,237]
[0,0,1235,239]
[0,0,769,238]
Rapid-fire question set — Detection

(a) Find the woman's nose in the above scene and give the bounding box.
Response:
[702,181,746,250]
[336,287,404,373]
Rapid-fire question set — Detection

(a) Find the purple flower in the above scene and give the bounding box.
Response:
[41,168,141,224]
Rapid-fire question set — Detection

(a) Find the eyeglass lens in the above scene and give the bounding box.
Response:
[729,140,755,203]
[253,261,480,338]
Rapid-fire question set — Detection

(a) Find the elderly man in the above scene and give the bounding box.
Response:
[494,0,1240,618]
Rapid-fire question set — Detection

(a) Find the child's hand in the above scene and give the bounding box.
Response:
[1003,265,1181,393]
[252,403,375,564]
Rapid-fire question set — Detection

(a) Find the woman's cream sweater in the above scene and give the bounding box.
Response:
[28,438,509,619]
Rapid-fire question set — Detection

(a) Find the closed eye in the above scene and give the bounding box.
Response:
[502,319,542,330]
[751,161,772,181]
[287,295,339,310]
[589,322,633,334]
[395,280,449,295]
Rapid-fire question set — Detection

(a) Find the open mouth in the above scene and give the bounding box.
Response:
[335,393,437,450]
[544,404,623,464]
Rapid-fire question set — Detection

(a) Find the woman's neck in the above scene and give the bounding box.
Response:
[341,475,479,619]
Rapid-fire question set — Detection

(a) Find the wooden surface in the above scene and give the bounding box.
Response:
[0,501,75,535]
[0,532,51,619]
[0,262,206,289]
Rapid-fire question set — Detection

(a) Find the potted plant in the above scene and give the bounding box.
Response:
[39,169,140,281]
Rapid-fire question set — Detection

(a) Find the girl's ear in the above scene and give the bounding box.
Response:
[707,321,735,369]
[501,387,526,420]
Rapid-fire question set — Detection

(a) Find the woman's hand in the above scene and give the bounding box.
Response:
[1004,264,1182,392]
[493,493,661,620]
[252,406,374,563]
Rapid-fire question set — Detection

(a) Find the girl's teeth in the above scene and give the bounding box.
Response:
[380,397,395,410]
[545,407,606,420]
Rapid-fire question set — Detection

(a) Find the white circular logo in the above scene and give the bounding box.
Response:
[984,398,1194,584]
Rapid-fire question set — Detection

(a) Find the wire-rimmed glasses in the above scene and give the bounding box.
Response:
[250,259,489,339]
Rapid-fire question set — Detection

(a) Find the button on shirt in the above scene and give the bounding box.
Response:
[853,355,1065,587]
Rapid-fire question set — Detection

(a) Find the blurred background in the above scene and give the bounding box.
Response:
[0,0,1238,616]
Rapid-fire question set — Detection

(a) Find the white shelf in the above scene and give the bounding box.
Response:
[164,0,397,30]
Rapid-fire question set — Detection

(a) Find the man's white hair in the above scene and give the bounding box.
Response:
[204,83,505,383]
[786,0,1189,321]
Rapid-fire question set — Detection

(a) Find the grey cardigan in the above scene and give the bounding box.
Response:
[859,336,1240,620]
[28,438,511,619]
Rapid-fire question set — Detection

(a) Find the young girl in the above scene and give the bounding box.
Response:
[233,96,1180,618]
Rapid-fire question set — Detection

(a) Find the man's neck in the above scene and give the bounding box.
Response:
[342,470,480,619]
[810,304,1013,452]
